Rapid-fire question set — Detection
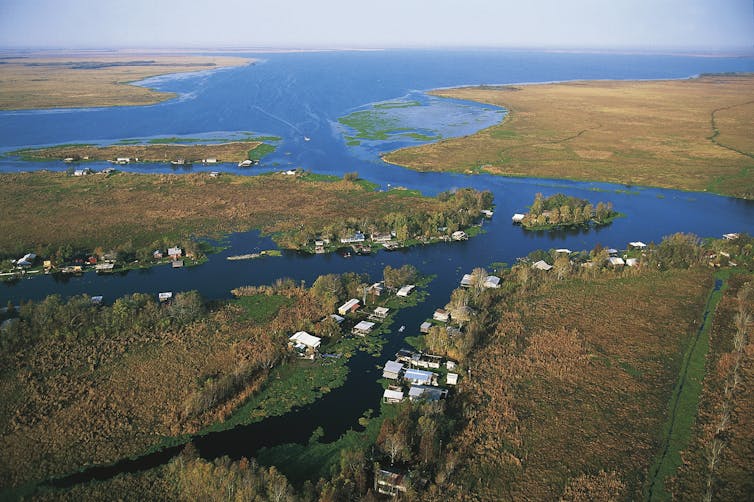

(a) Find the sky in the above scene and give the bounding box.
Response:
[0,0,752,51]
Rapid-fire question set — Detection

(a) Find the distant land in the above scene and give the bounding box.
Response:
[0,51,252,110]
[383,74,754,199]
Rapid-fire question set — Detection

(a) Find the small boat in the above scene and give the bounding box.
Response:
[343,252,351,258]
[398,325,405,332]
[304,136,311,142]
[238,159,254,167]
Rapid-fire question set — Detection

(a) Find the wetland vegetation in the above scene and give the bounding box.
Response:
[383,75,754,199]
[0,53,252,110]
[0,170,491,278]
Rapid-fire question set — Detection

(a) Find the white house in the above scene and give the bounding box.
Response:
[420,321,432,333]
[370,306,390,320]
[433,309,450,322]
[382,360,404,380]
[451,230,468,241]
[352,320,375,336]
[167,247,182,259]
[158,292,173,302]
[396,285,415,297]
[483,276,501,288]
[340,232,366,244]
[555,248,572,255]
[446,373,459,385]
[460,274,473,288]
[628,241,647,249]
[403,368,437,386]
[382,388,405,404]
[289,331,322,359]
[532,260,553,271]
[608,257,625,267]
[512,213,526,224]
[626,258,639,267]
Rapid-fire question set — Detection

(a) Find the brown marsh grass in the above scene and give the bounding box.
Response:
[384,75,754,198]
[0,53,250,110]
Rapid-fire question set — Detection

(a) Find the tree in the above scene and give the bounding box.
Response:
[343,171,359,181]
[530,192,545,216]
[418,416,438,464]
[311,274,344,309]
[381,430,409,465]
[554,255,571,280]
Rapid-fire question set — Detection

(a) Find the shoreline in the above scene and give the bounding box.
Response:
[0,52,255,111]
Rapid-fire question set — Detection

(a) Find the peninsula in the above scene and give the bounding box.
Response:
[383,74,754,199]
[0,51,252,110]
[0,171,491,274]
[14,140,272,165]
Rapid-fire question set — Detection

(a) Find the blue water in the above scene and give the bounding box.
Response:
[2,49,754,484]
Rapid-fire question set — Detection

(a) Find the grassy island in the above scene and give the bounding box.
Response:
[0,171,491,277]
[14,140,273,165]
[0,52,252,110]
[383,74,754,199]
[518,192,619,230]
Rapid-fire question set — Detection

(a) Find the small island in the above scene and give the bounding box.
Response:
[515,192,619,230]
[14,139,276,165]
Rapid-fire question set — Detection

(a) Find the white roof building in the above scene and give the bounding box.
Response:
[372,306,390,318]
[433,309,450,322]
[629,241,647,249]
[352,320,376,336]
[158,292,173,301]
[626,258,639,267]
[383,360,404,379]
[460,274,473,288]
[446,373,459,385]
[555,248,572,254]
[404,368,436,386]
[383,388,404,403]
[338,298,360,315]
[396,285,415,297]
[532,260,553,271]
[289,331,322,350]
[608,257,625,266]
[483,276,501,288]
[512,213,526,223]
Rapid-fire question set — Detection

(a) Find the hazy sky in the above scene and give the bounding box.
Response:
[0,0,752,50]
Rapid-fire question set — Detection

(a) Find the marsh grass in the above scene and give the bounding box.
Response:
[384,75,754,198]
